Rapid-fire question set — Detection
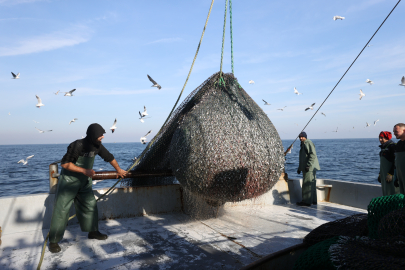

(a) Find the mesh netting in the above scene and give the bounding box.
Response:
[329,235,405,270]
[303,214,368,246]
[122,72,285,203]
[377,207,405,239]
[367,194,405,239]
[293,236,339,270]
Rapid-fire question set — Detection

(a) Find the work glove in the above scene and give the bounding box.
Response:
[305,167,310,172]
[297,169,301,174]
[378,174,381,183]
[394,178,399,188]
[386,173,393,183]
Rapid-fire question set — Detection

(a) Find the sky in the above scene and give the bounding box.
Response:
[0,0,404,145]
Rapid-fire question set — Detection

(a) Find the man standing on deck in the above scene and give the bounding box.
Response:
[48,123,127,253]
[393,123,405,194]
[296,132,320,206]
[378,131,397,196]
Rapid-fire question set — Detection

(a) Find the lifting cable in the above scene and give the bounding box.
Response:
[286,0,402,153]
[36,1,215,269]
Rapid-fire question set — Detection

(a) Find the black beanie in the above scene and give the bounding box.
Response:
[299,132,307,139]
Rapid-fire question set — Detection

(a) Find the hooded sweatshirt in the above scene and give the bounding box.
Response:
[61,123,114,165]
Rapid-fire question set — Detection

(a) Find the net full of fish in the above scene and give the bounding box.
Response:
[123,72,285,204]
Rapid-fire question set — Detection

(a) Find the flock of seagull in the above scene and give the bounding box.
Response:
[12,73,162,165]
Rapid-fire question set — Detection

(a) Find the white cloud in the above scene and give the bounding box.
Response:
[0,25,92,56]
[0,0,48,5]
[147,38,183,45]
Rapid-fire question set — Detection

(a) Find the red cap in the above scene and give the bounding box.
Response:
[379,131,392,140]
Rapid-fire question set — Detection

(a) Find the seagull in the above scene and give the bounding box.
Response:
[141,106,148,117]
[262,99,271,105]
[63,89,76,96]
[69,118,78,125]
[147,75,161,90]
[249,80,255,84]
[321,112,326,117]
[277,106,287,111]
[11,72,20,79]
[35,95,44,108]
[333,16,345,20]
[332,127,338,132]
[294,87,303,95]
[54,90,60,95]
[359,89,366,100]
[17,155,34,165]
[8,112,11,115]
[374,119,379,126]
[366,79,374,85]
[33,120,39,123]
[305,103,316,111]
[139,111,146,123]
[366,122,370,127]
[35,127,52,133]
[110,118,117,133]
[141,130,152,144]
[399,76,405,87]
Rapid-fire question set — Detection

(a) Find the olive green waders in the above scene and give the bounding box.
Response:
[380,155,396,196]
[49,156,98,243]
[395,152,405,194]
[302,171,317,205]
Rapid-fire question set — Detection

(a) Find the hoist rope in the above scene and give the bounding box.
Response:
[219,0,228,78]
[229,0,234,74]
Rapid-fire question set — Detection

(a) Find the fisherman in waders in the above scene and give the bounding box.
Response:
[48,123,127,253]
[393,123,405,194]
[296,132,320,206]
[378,131,397,196]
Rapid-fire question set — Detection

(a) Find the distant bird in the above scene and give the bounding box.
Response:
[63,89,76,96]
[11,72,20,79]
[33,120,39,124]
[8,112,11,115]
[321,112,326,117]
[35,127,52,133]
[366,79,374,85]
[69,118,78,125]
[305,103,315,111]
[262,99,271,105]
[374,119,379,126]
[141,130,152,144]
[359,89,366,100]
[141,106,148,117]
[294,87,303,95]
[249,80,255,84]
[54,90,60,95]
[35,95,44,108]
[110,118,117,133]
[332,127,338,132]
[277,106,287,111]
[366,122,370,127]
[333,16,345,20]
[399,76,405,87]
[139,111,146,123]
[147,75,161,90]
[367,44,373,47]
[17,155,34,165]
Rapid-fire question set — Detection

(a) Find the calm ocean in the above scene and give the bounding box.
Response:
[0,138,388,198]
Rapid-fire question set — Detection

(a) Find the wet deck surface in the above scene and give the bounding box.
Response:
[0,202,366,270]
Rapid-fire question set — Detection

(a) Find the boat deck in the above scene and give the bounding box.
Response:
[0,202,366,270]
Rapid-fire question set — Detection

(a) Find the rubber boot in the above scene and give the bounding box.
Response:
[49,242,61,253]
[88,231,108,240]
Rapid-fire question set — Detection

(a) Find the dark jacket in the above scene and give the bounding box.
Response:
[379,140,395,175]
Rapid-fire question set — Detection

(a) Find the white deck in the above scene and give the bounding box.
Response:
[0,202,366,270]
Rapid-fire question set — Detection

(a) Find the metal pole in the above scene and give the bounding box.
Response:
[49,163,59,194]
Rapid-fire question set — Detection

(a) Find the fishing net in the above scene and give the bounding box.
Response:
[367,194,405,239]
[377,207,405,239]
[122,72,285,203]
[303,214,368,246]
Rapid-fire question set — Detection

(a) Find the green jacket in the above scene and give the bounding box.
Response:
[298,139,320,172]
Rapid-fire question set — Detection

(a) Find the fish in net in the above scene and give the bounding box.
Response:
[122,72,285,204]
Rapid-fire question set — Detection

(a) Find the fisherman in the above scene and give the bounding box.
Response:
[48,123,127,253]
[378,131,396,196]
[296,132,320,206]
[393,123,405,194]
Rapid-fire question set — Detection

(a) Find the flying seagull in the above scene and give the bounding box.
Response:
[141,106,148,117]
[294,87,303,95]
[17,155,34,165]
[305,103,316,111]
[374,119,379,126]
[333,16,345,20]
[33,120,39,124]
[321,112,326,117]
[35,95,44,108]
[11,72,20,79]
[249,80,255,84]
[277,106,287,111]
[8,112,11,115]
[366,79,374,85]
[69,118,78,125]
[147,75,161,90]
[359,89,366,100]
[54,90,60,95]
[366,122,370,127]
[139,111,146,123]
[262,99,271,105]
[332,127,338,132]
[110,118,117,133]
[63,89,76,96]
[35,127,52,133]
[141,130,152,144]
[399,76,405,87]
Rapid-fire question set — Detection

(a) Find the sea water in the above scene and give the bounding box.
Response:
[0,138,388,197]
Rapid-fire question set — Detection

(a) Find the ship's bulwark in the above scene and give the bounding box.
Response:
[124,72,285,203]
